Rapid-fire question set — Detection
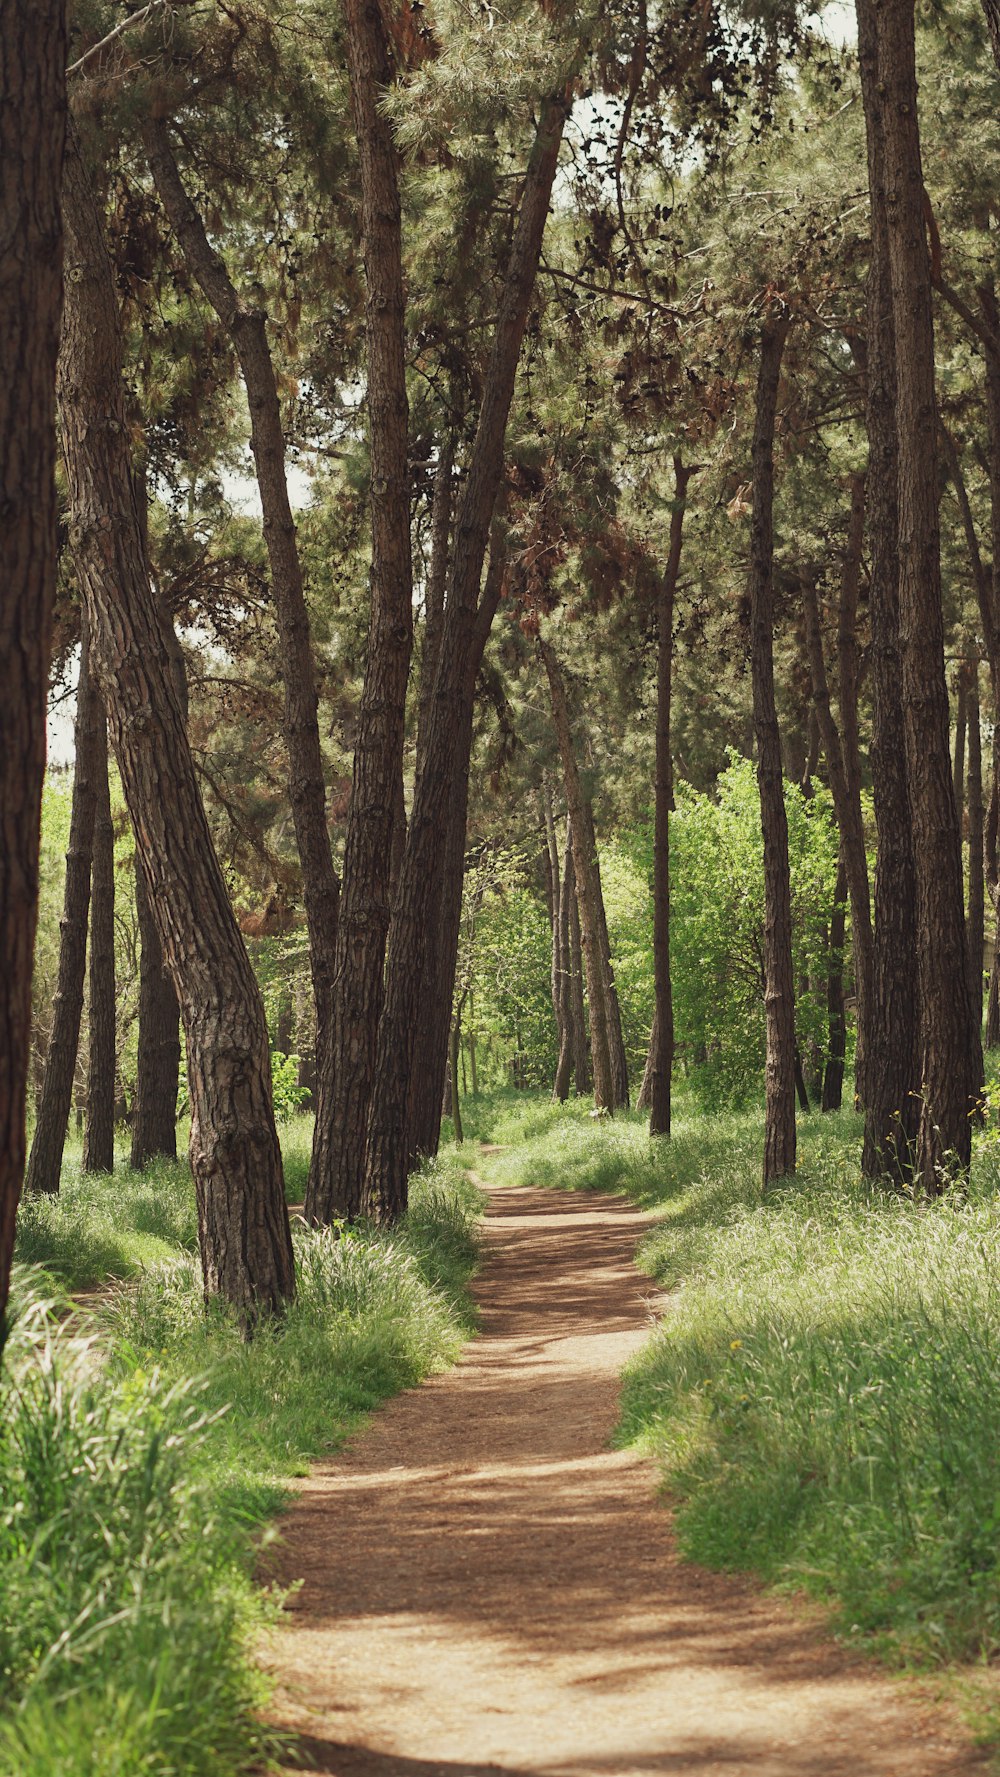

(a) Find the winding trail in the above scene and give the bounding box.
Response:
[264,1183,984,1776]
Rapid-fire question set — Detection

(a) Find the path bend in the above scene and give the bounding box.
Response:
[264,1182,983,1777]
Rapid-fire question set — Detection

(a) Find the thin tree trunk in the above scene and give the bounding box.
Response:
[799,567,873,1104]
[543,778,565,1087]
[553,826,575,1101]
[59,125,292,1322]
[143,122,340,1193]
[650,458,692,1137]
[967,664,985,1034]
[306,0,413,1224]
[403,536,508,1167]
[540,642,615,1109]
[583,795,630,1107]
[25,616,100,1198]
[83,708,115,1173]
[872,0,981,1182]
[568,834,591,1095]
[450,1008,464,1145]
[414,439,454,783]
[981,0,1000,76]
[131,854,180,1164]
[953,668,968,847]
[856,0,922,1181]
[361,87,573,1223]
[821,853,848,1112]
[980,276,1000,1048]
[131,600,185,1168]
[749,312,797,1187]
[636,1008,657,1115]
[0,0,66,1337]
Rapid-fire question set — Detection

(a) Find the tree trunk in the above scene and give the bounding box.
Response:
[799,563,873,1105]
[821,853,848,1112]
[981,0,1000,76]
[143,121,340,1194]
[650,458,692,1137]
[568,833,591,1095]
[131,854,180,1165]
[25,615,100,1198]
[967,664,986,1035]
[539,641,615,1109]
[83,708,116,1174]
[872,0,981,1182]
[131,595,185,1168]
[749,313,797,1187]
[953,668,968,847]
[306,0,413,1225]
[361,87,572,1223]
[553,824,575,1101]
[583,795,630,1107]
[59,125,293,1323]
[0,0,66,1338]
[449,1011,464,1145]
[856,0,922,1180]
[543,778,566,1089]
[636,1008,657,1115]
[403,536,509,1168]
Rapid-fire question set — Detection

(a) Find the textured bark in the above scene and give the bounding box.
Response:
[967,666,986,1033]
[144,121,340,1189]
[980,278,1000,1048]
[543,780,567,1095]
[799,567,873,1104]
[83,709,116,1173]
[414,441,454,783]
[361,88,572,1222]
[0,0,66,1337]
[856,0,922,1180]
[59,126,292,1321]
[821,854,849,1113]
[568,847,591,1095]
[650,459,691,1137]
[873,0,981,1181]
[25,618,99,1198]
[749,313,796,1187]
[307,0,412,1224]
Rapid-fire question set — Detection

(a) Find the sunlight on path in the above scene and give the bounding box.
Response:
[263,1184,982,1777]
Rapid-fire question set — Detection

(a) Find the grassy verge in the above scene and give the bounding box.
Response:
[3,1134,481,1776]
[478,1090,1000,1747]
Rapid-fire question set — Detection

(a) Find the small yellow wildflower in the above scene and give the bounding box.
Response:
[730,1339,742,1350]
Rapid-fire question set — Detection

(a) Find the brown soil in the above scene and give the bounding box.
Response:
[263,1183,986,1776]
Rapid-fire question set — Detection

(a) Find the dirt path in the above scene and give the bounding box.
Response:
[264,1184,985,1776]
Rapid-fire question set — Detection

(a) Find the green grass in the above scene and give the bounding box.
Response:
[3,1141,482,1776]
[480,1091,1000,1743]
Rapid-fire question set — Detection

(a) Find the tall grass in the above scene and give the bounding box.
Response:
[483,1097,1000,1690]
[2,1152,482,1775]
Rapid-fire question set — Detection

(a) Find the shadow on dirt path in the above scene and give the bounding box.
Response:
[263,1183,985,1776]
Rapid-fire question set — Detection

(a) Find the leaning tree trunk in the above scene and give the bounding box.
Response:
[872,0,981,1182]
[143,122,340,1195]
[967,664,986,1035]
[856,0,922,1180]
[306,0,413,1226]
[361,87,573,1224]
[83,707,116,1174]
[650,459,692,1136]
[0,0,66,1340]
[748,311,796,1187]
[24,614,100,1198]
[60,124,292,1323]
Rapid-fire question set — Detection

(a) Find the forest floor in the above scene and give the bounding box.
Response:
[262,1175,984,1777]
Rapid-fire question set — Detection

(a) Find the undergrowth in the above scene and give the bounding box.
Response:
[481,1092,1000,1746]
[2,1147,481,1776]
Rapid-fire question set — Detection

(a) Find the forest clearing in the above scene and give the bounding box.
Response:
[6,0,1000,1770]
